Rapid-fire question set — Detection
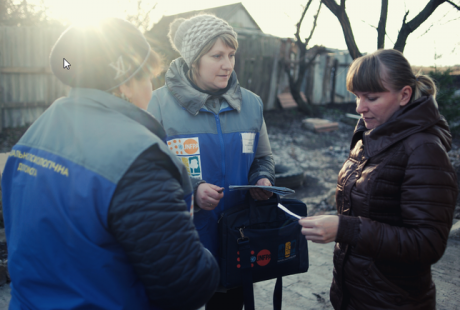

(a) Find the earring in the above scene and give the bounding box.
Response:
[121,92,131,103]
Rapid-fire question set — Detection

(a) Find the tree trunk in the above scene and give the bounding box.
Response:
[377,0,388,49]
[322,0,362,59]
[285,64,312,114]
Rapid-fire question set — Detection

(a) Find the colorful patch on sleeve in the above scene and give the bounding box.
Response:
[167,137,202,179]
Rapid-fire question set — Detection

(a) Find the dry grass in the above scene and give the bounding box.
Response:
[412,65,460,75]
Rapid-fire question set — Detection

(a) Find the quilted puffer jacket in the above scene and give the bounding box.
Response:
[108,144,220,309]
[331,96,458,310]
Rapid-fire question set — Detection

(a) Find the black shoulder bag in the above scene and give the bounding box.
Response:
[218,194,309,310]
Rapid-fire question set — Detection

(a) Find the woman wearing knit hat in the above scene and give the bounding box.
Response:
[148,14,275,310]
[2,17,219,309]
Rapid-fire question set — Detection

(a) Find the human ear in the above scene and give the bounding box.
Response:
[119,83,133,99]
[399,85,412,107]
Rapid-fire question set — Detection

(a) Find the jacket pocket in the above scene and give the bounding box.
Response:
[367,260,418,302]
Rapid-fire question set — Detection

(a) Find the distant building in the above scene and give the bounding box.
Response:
[147,2,262,41]
[146,2,264,71]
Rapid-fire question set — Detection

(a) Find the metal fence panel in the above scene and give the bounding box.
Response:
[0,26,69,130]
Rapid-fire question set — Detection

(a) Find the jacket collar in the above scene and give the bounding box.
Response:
[165,58,242,115]
[351,96,452,158]
[68,88,166,140]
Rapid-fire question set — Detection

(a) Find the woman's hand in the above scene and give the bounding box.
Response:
[196,183,224,210]
[299,215,339,243]
[249,178,273,200]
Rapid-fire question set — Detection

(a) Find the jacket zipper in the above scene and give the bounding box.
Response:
[215,114,226,195]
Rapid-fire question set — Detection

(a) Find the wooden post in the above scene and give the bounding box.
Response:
[330,58,339,104]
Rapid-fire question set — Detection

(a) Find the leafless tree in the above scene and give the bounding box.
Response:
[285,0,326,113]
[321,0,460,60]
[124,0,157,33]
[0,0,52,26]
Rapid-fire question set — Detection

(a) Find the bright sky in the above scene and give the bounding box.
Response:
[42,0,460,67]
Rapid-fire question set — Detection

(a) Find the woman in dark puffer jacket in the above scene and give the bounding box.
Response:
[299,49,457,309]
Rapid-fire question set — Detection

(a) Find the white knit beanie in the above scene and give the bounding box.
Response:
[168,14,237,67]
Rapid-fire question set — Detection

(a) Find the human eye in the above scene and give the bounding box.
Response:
[367,96,378,101]
[213,54,221,58]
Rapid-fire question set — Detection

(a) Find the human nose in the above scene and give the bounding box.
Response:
[222,56,233,70]
[355,98,367,114]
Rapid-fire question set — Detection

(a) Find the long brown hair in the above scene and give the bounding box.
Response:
[346,49,437,103]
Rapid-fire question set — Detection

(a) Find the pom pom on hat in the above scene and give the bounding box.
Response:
[168,14,237,67]
[168,18,186,52]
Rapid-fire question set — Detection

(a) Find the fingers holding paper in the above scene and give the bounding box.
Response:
[299,215,339,244]
[249,178,273,200]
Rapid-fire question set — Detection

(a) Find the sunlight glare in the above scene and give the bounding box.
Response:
[46,0,124,26]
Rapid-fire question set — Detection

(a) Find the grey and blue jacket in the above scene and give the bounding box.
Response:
[2,88,219,310]
[148,58,275,259]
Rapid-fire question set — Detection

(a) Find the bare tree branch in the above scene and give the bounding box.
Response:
[295,0,314,48]
[446,0,460,10]
[417,23,434,37]
[418,7,452,38]
[305,1,322,47]
[125,0,157,32]
[441,15,460,25]
[361,19,377,29]
[139,3,157,29]
[321,0,362,59]
[286,2,326,113]
[386,32,395,45]
[377,0,388,49]
[361,19,396,45]
[402,10,410,24]
[393,0,446,52]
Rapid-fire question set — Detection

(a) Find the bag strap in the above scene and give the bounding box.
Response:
[238,238,255,310]
[238,238,283,310]
[273,277,282,310]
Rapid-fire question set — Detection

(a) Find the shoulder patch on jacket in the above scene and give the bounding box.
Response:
[167,137,202,179]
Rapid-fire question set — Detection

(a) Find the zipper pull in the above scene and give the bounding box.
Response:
[239,227,246,239]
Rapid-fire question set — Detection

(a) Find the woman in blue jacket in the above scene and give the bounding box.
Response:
[2,18,218,310]
[148,14,275,310]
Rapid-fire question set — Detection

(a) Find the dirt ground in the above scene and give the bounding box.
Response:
[0,108,459,309]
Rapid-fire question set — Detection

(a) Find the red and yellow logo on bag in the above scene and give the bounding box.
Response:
[236,249,271,268]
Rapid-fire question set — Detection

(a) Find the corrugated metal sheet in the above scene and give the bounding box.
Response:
[0,26,69,128]
[234,30,282,110]
[332,50,355,102]
[308,49,354,105]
